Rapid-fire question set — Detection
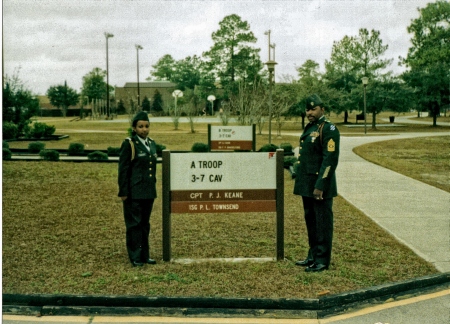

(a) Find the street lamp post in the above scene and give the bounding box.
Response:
[362,77,369,135]
[266,60,277,144]
[270,43,276,61]
[136,45,143,108]
[265,30,277,144]
[172,90,183,116]
[105,32,114,118]
[207,95,216,116]
[264,30,271,60]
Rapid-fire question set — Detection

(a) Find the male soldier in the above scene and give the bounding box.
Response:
[293,94,340,272]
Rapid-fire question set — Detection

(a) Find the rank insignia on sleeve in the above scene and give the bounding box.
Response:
[327,139,335,152]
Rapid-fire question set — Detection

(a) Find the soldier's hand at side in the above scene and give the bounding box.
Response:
[313,189,323,200]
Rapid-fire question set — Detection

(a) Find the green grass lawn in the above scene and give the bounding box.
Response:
[2,114,447,299]
[355,136,450,193]
[2,161,438,298]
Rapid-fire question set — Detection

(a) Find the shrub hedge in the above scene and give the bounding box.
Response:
[40,150,60,161]
[155,143,167,154]
[3,122,18,140]
[107,147,121,156]
[258,143,278,152]
[3,148,12,160]
[279,142,293,152]
[191,142,209,152]
[68,143,85,156]
[26,122,55,139]
[87,151,109,161]
[28,141,46,153]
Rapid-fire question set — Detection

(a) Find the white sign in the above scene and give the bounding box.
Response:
[210,125,253,141]
[170,152,277,190]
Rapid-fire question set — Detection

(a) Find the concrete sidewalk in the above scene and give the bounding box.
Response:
[382,114,450,126]
[337,132,450,272]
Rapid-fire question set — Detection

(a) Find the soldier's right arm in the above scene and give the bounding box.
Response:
[118,140,132,197]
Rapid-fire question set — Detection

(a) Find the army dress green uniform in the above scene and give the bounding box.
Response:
[293,115,340,268]
[118,134,158,264]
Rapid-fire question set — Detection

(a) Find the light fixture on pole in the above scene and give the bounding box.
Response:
[172,89,183,116]
[135,44,143,108]
[361,76,369,135]
[105,32,114,118]
[207,95,216,116]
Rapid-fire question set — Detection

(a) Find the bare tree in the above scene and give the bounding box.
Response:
[272,84,297,137]
[183,90,201,133]
[228,80,267,132]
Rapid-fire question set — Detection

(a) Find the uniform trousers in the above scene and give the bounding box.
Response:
[123,198,154,263]
[302,196,334,267]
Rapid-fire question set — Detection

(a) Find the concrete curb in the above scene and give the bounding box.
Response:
[3,273,449,319]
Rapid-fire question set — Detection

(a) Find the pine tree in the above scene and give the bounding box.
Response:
[152,90,164,115]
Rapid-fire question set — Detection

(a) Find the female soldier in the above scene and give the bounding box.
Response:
[118,111,158,267]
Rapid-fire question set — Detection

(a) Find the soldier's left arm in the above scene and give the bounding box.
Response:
[315,122,340,192]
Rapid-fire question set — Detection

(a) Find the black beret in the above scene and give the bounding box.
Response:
[132,111,150,123]
[305,94,323,109]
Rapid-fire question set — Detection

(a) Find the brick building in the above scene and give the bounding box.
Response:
[115,81,177,113]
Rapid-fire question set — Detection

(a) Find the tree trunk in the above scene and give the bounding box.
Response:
[344,110,349,124]
[371,112,377,130]
[431,101,439,127]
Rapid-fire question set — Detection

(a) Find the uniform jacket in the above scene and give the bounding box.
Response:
[293,116,340,198]
[118,134,158,199]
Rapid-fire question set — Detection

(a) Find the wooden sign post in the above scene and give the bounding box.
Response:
[162,150,284,262]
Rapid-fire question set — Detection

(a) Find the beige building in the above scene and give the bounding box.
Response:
[115,81,177,113]
[37,95,90,117]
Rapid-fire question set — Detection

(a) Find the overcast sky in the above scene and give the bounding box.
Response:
[3,0,432,95]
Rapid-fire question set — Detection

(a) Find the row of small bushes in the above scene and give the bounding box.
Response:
[3,121,56,140]
[3,141,168,162]
[13,142,166,156]
[13,140,294,155]
[37,150,109,162]
[5,141,298,166]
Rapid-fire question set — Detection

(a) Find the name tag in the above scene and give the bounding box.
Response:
[138,152,147,157]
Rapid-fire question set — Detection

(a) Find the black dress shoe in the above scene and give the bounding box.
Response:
[144,258,156,265]
[305,263,328,272]
[132,261,144,267]
[295,259,314,267]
